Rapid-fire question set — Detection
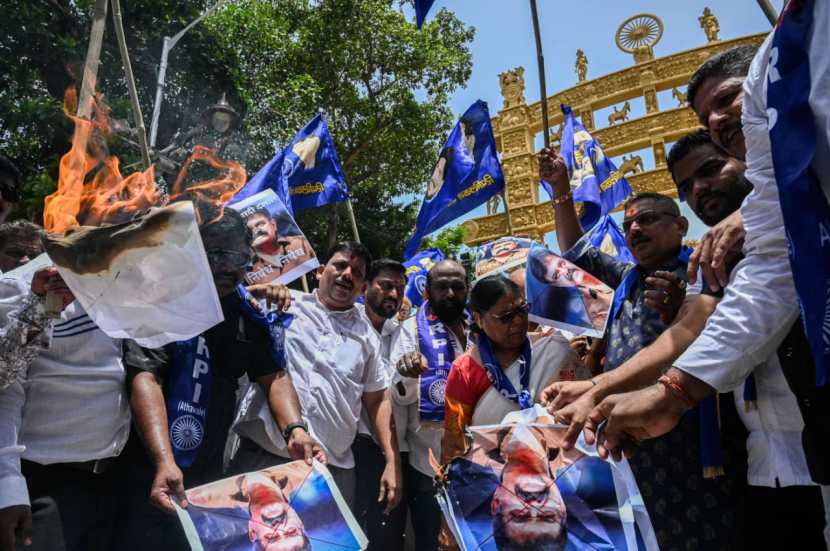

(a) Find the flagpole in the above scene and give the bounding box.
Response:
[529,0,551,149]
[345,198,361,243]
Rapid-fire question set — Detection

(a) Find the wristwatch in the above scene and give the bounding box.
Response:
[282,421,309,441]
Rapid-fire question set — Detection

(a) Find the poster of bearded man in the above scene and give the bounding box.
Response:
[175,460,367,550]
[437,406,657,551]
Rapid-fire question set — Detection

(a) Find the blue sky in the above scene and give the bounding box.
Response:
[400,0,777,251]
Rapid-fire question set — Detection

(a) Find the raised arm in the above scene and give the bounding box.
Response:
[539,147,584,252]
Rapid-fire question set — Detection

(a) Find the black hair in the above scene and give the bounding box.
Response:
[325,241,373,276]
[199,207,252,249]
[622,192,680,217]
[0,220,44,250]
[367,258,406,282]
[247,206,271,220]
[0,155,22,202]
[687,45,758,109]
[666,129,717,182]
[468,274,521,315]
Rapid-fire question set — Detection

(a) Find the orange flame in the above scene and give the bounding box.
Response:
[43,88,247,235]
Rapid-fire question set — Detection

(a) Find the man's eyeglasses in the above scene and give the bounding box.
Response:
[622,211,678,234]
[488,302,529,324]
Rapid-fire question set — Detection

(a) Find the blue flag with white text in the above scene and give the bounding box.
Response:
[586,215,634,264]
[404,248,445,308]
[560,104,632,229]
[232,114,349,216]
[404,100,504,259]
[415,0,437,27]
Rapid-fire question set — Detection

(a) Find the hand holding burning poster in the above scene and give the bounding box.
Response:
[174,460,367,551]
[437,407,657,551]
[230,189,319,286]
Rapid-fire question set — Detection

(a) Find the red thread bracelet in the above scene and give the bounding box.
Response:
[657,374,696,408]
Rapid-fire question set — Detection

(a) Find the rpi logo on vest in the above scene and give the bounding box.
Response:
[189,336,211,405]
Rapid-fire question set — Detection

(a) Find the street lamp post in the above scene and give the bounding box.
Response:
[148,0,229,148]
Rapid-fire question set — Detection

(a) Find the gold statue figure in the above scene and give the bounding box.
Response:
[672,87,688,106]
[607,101,631,126]
[699,7,720,42]
[575,49,588,82]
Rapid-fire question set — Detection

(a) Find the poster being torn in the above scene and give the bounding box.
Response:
[437,406,658,551]
[42,201,223,347]
[174,460,367,551]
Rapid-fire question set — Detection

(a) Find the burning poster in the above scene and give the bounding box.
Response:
[231,189,319,285]
[526,243,612,338]
[474,237,532,280]
[437,407,657,551]
[174,460,367,551]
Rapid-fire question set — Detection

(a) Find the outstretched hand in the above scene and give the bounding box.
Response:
[687,210,744,292]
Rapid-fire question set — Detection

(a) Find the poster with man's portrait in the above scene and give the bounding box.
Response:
[474,237,533,280]
[437,407,657,551]
[174,460,367,551]
[231,189,319,286]
[526,243,612,338]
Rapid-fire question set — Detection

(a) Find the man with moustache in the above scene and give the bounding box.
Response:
[245,206,315,282]
[231,242,401,516]
[539,152,747,549]
[547,130,827,547]
[391,259,469,551]
[354,259,413,550]
[588,31,830,493]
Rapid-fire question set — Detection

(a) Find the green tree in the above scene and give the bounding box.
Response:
[421,224,466,259]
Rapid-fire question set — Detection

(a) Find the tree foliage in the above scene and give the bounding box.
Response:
[0,0,474,260]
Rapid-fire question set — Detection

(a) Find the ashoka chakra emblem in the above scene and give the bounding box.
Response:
[428,379,447,406]
[171,415,203,451]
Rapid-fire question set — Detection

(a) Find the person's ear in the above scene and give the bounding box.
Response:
[491,496,500,515]
[359,281,368,296]
[315,265,325,281]
[248,525,256,543]
[473,311,482,327]
[677,216,689,237]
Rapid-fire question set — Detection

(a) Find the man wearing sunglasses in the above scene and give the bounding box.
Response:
[539,147,750,548]
[116,208,323,551]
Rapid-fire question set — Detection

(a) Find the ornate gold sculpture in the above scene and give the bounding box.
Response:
[672,86,688,106]
[461,11,766,246]
[699,7,721,42]
[485,194,501,215]
[607,101,631,125]
[575,49,588,82]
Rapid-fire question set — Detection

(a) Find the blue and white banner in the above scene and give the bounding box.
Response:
[232,114,349,217]
[166,336,212,468]
[585,215,634,264]
[403,248,445,309]
[405,100,505,259]
[557,104,632,229]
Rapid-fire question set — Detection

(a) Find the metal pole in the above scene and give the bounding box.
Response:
[148,0,229,148]
[300,273,310,293]
[756,0,779,26]
[345,198,361,243]
[110,0,152,169]
[77,0,109,119]
[529,0,551,149]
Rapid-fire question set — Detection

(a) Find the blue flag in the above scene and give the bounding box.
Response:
[585,215,634,264]
[403,248,445,308]
[404,100,505,259]
[559,104,632,229]
[232,113,349,216]
[415,0,437,27]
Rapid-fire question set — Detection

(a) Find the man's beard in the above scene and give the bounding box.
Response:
[430,297,466,323]
[367,294,398,320]
[696,173,753,226]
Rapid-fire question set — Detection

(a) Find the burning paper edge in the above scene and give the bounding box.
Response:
[52,202,224,348]
[173,460,369,551]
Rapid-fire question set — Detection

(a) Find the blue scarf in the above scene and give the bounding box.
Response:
[477,333,533,410]
[236,284,293,370]
[417,301,455,421]
[608,245,693,323]
[768,0,829,387]
[166,335,212,468]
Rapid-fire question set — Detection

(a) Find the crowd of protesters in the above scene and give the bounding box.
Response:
[2,9,830,551]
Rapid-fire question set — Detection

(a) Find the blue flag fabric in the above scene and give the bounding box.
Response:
[404,100,505,259]
[767,0,828,387]
[232,114,349,216]
[559,104,632,229]
[585,215,634,264]
[415,0,436,27]
[403,248,445,308]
